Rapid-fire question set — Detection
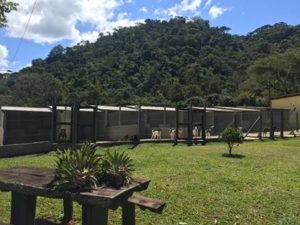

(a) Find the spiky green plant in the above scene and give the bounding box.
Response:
[52,143,104,191]
[102,151,134,188]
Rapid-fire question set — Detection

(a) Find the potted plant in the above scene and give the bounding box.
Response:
[52,143,135,191]
[52,143,104,191]
[102,151,134,188]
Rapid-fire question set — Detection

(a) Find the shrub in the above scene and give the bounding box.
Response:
[102,151,134,188]
[52,143,104,191]
[220,127,243,155]
[52,143,135,191]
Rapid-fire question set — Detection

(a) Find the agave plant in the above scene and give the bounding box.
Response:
[102,151,134,188]
[52,143,104,191]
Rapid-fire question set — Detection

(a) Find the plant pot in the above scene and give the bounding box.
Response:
[107,173,125,188]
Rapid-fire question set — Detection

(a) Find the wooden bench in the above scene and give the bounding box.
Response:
[0,167,151,225]
[1,194,165,225]
[61,194,166,225]
[122,194,166,225]
[127,194,165,214]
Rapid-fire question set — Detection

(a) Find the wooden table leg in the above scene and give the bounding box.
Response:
[62,198,73,224]
[82,205,108,225]
[122,202,135,225]
[10,192,36,225]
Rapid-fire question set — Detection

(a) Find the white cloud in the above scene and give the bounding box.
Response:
[155,0,203,17]
[169,0,203,16]
[154,8,168,16]
[204,0,213,9]
[0,45,9,73]
[209,5,229,19]
[6,0,142,44]
[140,7,148,13]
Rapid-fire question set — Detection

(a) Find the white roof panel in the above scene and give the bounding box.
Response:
[98,106,138,112]
[215,106,260,112]
[0,106,51,112]
[140,106,176,111]
[192,107,236,112]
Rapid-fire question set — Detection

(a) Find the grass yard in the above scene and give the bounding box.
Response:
[0,139,300,224]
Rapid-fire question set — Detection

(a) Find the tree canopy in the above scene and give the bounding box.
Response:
[1,18,300,107]
[0,0,18,27]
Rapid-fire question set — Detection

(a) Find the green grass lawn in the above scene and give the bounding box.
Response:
[0,139,300,225]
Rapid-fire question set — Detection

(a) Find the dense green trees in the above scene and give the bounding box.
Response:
[1,18,300,107]
[0,0,17,27]
[242,48,300,102]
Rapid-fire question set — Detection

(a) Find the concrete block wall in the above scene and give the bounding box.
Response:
[104,125,139,141]
[0,141,53,158]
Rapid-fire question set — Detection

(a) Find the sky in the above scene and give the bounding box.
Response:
[0,0,299,73]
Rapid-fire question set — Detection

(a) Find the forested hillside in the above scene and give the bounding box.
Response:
[1,17,300,107]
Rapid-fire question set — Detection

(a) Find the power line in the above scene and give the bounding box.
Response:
[11,0,38,64]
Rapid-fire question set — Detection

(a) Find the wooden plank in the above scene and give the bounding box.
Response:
[0,168,150,207]
[93,106,97,143]
[62,198,73,223]
[163,106,167,125]
[280,110,284,138]
[122,202,135,225]
[270,110,274,139]
[296,112,299,132]
[0,168,154,225]
[175,107,179,143]
[10,192,37,225]
[259,112,263,140]
[51,104,56,143]
[82,205,108,225]
[202,109,206,146]
[137,105,141,139]
[105,111,109,127]
[127,195,166,214]
[188,104,193,145]
[7,167,55,176]
[118,106,122,126]
[72,104,78,147]
[3,109,7,145]
[234,113,239,128]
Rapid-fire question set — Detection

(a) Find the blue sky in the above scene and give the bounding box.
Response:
[0,0,299,73]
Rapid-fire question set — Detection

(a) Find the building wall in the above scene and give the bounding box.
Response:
[272,96,300,129]
[105,125,139,141]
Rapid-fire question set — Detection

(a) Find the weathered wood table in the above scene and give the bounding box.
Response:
[0,167,150,225]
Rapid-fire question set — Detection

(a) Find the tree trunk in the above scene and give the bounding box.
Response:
[229,145,232,155]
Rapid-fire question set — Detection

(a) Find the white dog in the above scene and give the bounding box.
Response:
[169,129,176,139]
[193,126,199,137]
[151,129,162,139]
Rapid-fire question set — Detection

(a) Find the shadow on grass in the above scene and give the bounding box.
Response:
[128,139,140,149]
[35,218,60,225]
[222,153,245,159]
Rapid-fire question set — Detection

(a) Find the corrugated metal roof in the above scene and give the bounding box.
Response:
[140,106,176,111]
[2,105,282,113]
[98,106,138,112]
[215,106,260,112]
[55,106,72,111]
[192,107,237,112]
[271,93,300,100]
[0,106,51,112]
